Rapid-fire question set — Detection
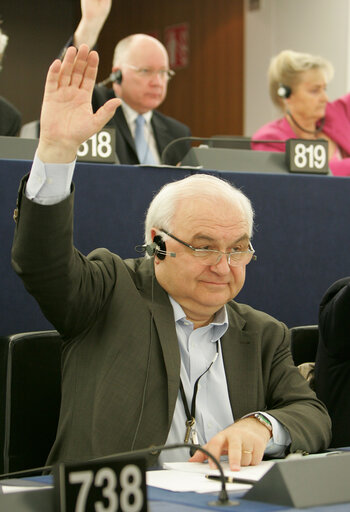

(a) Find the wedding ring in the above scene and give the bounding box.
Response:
[243,450,253,454]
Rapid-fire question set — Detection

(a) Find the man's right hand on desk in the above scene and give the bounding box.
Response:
[189,416,272,472]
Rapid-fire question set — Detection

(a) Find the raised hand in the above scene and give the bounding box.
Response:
[74,0,113,48]
[37,45,121,163]
[80,0,112,24]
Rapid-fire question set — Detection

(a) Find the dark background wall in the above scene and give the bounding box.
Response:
[0,0,79,126]
[0,0,243,139]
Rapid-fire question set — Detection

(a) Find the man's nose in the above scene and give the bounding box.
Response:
[211,254,231,274]
[150,71,164,85]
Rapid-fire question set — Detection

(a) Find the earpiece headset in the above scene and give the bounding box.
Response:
[277,83,292,99]
[97,69,122,86]
[146,235,167,260]
[113,69,123,84]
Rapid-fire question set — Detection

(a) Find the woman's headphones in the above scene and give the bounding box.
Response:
[277,84,292,99]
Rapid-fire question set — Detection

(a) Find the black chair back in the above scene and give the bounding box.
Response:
[290,325,319,366]
[0,330,61,473]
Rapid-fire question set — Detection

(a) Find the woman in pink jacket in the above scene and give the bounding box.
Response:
[252,50,350,177]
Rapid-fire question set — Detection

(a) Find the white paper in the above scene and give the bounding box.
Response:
[146,469,252,493]
[146,460,276,493]
[1,484,52,494]
[163,459,276,480]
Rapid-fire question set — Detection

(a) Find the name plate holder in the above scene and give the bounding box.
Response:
[245,452,350,508]
[53,456,147,512]
[77,128,118,164]
[285,138,329,174]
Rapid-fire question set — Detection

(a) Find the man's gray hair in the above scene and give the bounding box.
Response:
[144,174,254,246]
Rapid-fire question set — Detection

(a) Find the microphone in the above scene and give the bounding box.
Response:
[0,443,239,507]
[160,136,287,165]
[161,136,214,165]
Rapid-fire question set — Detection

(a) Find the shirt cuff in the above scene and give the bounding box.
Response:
[26,151,76,205]
[244,411,291,457]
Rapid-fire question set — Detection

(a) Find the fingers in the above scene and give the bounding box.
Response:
[79,48,99,91]
[188,449,207,464]
[58,46,85,87]
[93,97,121,131]
[59,45,96,89]
[189,421,268,472]
[44,59,63,96]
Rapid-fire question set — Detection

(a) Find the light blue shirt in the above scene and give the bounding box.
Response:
[159,297,290,463]
[27,154,291,464]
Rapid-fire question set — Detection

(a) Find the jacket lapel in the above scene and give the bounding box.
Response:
[114,107,138,154]
[138,259,180,426]
[221,305,259,419]
[151,112,172,156]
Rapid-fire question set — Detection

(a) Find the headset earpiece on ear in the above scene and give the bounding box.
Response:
[277,84,292,99]
[153,235,167,260]
[97,69,123,87]
[145,242,157,256]
[113,69,122,84]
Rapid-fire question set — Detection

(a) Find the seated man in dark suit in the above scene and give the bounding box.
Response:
[66,0,191,165]
[0,28,21,136]
[11,45,331,469]
[314,277,350,448]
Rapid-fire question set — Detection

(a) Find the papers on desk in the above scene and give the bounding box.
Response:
[147,460,275,494]
[0,478,52,494]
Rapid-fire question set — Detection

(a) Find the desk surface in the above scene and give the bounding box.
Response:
[1,158,350,334]
[1,483,350,511]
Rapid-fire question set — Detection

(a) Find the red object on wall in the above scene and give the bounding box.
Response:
[164,23,189,69]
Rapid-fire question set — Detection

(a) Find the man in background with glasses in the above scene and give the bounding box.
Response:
[12,45,331,470]
[63,0,191,165]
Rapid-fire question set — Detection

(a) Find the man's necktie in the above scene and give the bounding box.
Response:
[134,115,157,165]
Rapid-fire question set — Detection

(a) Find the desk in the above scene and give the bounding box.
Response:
[1,158,350,335]
[1,483,350,511]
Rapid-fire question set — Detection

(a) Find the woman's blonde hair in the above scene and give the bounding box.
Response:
[268,49,334,110]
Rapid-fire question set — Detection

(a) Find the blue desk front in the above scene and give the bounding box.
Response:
[1,483,350,511]
[1,158,350,335]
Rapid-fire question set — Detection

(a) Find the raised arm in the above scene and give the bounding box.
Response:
[38,44,120,163]
[74,0,112,48]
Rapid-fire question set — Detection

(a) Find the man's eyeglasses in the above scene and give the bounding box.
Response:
[126,64,175,81]
[161,230,256,267]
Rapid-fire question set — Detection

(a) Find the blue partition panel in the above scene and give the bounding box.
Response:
[1,158,349,335]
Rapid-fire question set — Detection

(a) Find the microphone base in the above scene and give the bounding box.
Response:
[208,498,240,506]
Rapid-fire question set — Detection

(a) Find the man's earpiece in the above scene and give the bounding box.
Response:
[277,84,292,99]
[137,235,176,259]
[113,70,122,84]
[152,235,167,260]
[97,70,122,87]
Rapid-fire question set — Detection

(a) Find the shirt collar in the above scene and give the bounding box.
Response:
[168,295,229,340]
[121,101,153,127]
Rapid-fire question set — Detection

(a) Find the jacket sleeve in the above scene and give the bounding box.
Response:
[11,177,119,338]
[264,322,331,454]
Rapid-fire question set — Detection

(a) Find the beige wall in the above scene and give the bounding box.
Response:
[244,0,350,135]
